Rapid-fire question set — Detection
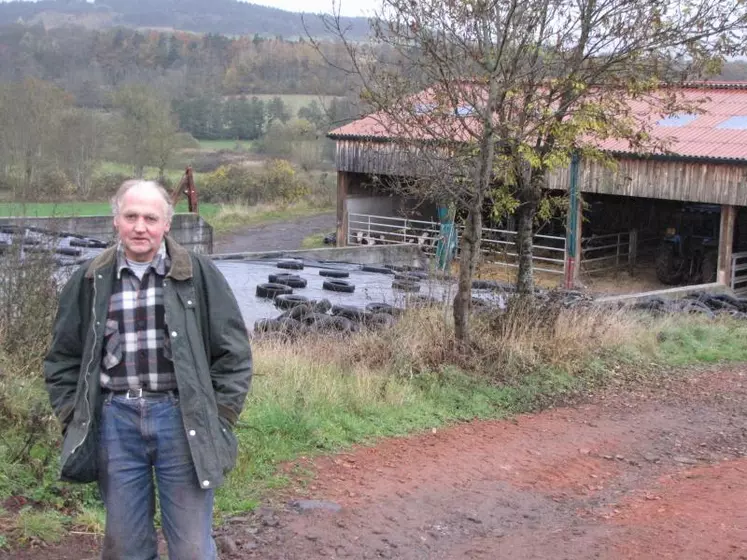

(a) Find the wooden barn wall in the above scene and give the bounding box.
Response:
[337,140,747,205]
[547,158,747,205]
[335,140,443,178]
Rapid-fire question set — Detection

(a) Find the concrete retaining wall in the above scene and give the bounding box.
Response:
[213,243,430,268]
[0,214,213,254]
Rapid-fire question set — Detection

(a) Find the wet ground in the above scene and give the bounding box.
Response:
[213,212,335,254]
[9,365,747,559]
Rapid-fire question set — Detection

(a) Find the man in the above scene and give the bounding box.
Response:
[44,180,252,559]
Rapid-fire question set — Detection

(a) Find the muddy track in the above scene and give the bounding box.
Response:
[7,367,747,559]
[212,212,335,254]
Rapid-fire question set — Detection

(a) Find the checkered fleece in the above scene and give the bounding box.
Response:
[101,246,176,392]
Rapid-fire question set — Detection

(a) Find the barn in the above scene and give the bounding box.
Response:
[328,82,747,293]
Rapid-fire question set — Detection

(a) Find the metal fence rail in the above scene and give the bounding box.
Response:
[581,232,631,274]
[731,252,747,296]
[347,213,566,275]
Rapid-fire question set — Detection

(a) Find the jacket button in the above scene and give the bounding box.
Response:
[171,331,177,337]
[187,300,193,305]
[202,480,210,487]
[97,275,103,279]
[189,430,196,436]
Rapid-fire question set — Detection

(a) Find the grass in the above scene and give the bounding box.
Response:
[198,139,255,152]
[209,201,334,236]
[3,295,747,544]
[0,201,220,219]
[300,232,328,249]
[15,508,66,545]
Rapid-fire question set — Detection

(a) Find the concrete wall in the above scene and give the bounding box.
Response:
[213,243,430,268]
[0,213,213,254]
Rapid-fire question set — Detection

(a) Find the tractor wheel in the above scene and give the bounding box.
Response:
[655,243,683,285]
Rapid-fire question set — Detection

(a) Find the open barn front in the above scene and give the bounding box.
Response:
[577,194,747,295]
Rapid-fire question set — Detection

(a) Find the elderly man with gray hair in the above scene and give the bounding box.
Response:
[44,180,253,559]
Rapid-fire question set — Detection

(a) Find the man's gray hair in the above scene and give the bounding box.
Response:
[111,180,174,221]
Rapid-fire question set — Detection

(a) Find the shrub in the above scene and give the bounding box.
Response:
[90,172,130,200]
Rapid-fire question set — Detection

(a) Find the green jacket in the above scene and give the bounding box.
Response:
[43,236,253,487]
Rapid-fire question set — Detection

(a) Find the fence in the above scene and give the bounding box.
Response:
[580,231,633,274]
[347,212,566,275]
[731,252,747,296]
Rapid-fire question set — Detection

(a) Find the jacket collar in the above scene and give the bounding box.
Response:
[85,235,193,281]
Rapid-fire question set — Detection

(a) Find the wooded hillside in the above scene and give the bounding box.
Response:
[0,0,371,40]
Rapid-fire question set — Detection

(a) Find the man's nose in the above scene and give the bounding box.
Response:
[133,218,147,231]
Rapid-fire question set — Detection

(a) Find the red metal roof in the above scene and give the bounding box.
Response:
[330,83,747,162]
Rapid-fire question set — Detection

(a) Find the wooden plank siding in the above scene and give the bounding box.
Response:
[337,139,747,205]
[548,158,747,205]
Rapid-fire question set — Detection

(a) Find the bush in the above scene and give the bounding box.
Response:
[90,172,130,200]
[200,160,311,206]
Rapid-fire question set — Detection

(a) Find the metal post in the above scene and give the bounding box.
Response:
[565,153,580,289]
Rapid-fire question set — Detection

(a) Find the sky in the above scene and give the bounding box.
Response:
[241,0,381,17]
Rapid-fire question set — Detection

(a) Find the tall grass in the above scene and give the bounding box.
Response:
[209,200,334,235]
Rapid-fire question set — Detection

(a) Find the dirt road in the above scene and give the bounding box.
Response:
[226,366,747,560]
[8,367,747,559]
[212,212,335,254]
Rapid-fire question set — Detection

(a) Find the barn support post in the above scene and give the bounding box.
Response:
[336,171,350,247]
[717,204,736,285]
[564,154,582,289]
[628,228,638,275]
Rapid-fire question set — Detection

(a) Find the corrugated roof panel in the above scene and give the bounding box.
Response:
[329,83,747,161]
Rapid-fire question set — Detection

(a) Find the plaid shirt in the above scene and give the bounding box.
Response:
[100,243,177,392]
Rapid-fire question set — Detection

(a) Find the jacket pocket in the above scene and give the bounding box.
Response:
[101,319,122,371]
[218,416,238,474]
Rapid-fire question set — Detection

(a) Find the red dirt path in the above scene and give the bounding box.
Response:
[6,366,747,559]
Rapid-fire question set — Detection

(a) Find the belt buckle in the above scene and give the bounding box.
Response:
[125,388,144,399]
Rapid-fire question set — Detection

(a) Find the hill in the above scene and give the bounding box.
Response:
[0,0,371,40]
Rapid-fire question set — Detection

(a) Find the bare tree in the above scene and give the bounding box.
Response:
[57,108,105,198]
[0,79,70,199]
[111,84,178,179]
[318,0,747,343]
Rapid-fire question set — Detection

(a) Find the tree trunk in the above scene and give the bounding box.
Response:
[453,204,483,344]
[515,199,537,295]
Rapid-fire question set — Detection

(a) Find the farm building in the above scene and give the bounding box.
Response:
[328,82,747,293]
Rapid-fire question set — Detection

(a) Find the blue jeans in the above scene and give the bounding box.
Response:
[98,393,217,560]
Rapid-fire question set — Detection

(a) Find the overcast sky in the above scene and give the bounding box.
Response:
[243,0,380,17]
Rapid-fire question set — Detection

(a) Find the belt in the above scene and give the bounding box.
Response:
[104,388,178,400]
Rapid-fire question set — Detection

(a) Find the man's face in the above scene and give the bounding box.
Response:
[113,185,171,263]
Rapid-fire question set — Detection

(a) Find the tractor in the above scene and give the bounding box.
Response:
[655,204,720,285]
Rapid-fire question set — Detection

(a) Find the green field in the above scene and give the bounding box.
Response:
[197,139,255,152]
[0,201,220,220]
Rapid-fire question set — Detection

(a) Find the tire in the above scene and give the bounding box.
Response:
[365,313,397,328]
[313,298,332,313]
[701,250,717,284]
[392,280,420,292]
[365,302,399,315]
[394,272,422,282]
[284,303,313,320]
[323,280,355,293]
[303,312,334,326]
[361,265,394,275]
[274,294,310,310]
[256,282,293,299]
[269,273,307,288]
[319,269,350,278]
[655,243,684,285]
[331,305,366,321]
[55,247,82,257]
[277,259,304,270]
